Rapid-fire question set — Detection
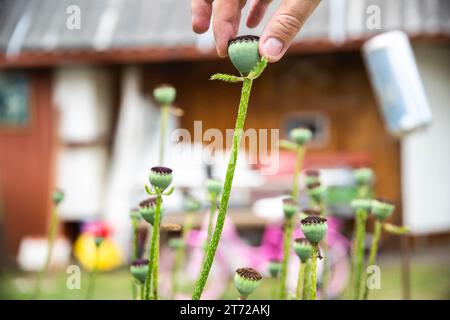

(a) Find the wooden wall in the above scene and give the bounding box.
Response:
[142,51,402,225]
[0,70,55,257]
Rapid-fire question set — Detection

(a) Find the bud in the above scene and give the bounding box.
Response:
[289,127,313,146]
[293,238,313,263]
[130,259,149,284]
[282,198,299,219]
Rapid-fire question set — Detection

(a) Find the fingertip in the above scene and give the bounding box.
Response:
[192,18,210,34]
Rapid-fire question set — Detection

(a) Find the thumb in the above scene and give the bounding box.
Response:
[260,0,320,62]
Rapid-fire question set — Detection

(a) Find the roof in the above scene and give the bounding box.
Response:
[0,0,449,67]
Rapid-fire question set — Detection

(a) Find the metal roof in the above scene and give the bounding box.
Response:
[0,0,449,54]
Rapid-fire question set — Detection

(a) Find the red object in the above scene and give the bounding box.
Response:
[83,221,112,239]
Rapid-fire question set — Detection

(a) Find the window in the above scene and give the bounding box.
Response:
[283,112,330,147]
[0,71,30,127]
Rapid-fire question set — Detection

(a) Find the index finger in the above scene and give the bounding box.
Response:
[192,0,213,34]
[212,0,247,57]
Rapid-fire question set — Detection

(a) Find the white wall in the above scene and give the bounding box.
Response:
[402,44,450,235]
[53,67,113,220]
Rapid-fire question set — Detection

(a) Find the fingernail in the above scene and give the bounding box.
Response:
[263,37,283,58]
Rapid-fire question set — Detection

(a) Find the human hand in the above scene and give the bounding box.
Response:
[191,0,321,62]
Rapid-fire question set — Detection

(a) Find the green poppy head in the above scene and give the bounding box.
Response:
[139,198,164,225]
[353,167,374,186]
[153,84,176,105]
[228,35,260,75]
[149,166,173,191]
[289,127,313,146]
[52,189,65,206]
[130,259,149,284]
[267,259,282,278]
[371,198,395,221]
[234,267,262,297]
[301,216,328,244]
[305,169,320,188]
[351,198,372,213]
[206,179,223,197]
[282,198,299,219]
[293,238,313,263]
[307,182,325,203]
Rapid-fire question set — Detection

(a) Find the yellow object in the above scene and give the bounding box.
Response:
[74,233,123,271]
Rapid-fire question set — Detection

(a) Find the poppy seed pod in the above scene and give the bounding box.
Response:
[293,238,313,263]
[228,35,260,75]
[130,208,141,220]
[149,166,173,192]
[206,179,223,197]
[234,267,262,297]
[305,170,320,188]
[371,198,395,221]
[139,198,165,225]
[351,198,372,213]
[130,259,149,284]
[267,259,282,278]
[301,216,328,244]
[282,198,299,219]
[289,127,313,146]
[153,84,176,106]
[52,189,65,206]
[307,182,325,203]
[354,167,374,186]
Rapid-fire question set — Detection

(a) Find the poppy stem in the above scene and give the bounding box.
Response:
[310,244,319,300]
[192,78,253,300]
[296,261,305,299]
[353,208,368,300]
[363,219,382,300]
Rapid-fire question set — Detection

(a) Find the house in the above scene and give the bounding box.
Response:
[0,0,449,258]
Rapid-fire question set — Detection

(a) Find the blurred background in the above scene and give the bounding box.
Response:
[0,0,449,299]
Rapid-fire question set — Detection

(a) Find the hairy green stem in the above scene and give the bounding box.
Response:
[34,206,59,299]
[310,245,319,300]
[363,219,382,300]
[296,261,305,299]
[353,209,367,300]
[291,146,305,200]
[159,104,170,165]
[144,195,162,300]
[279,217,293,299]
[151,223,160,300]
[318,201,329,299]
[192,78,253,300]
[302,260,312,300]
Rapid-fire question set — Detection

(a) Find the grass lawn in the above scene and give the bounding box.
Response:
[2,254,449,300]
